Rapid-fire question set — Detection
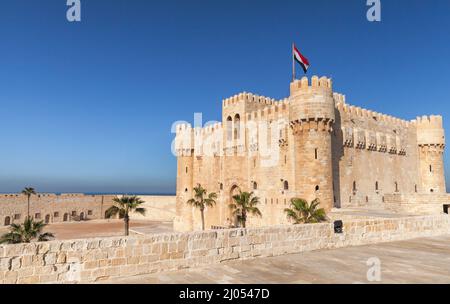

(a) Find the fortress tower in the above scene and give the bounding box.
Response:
[416,115,446,193]
[174,74,450,232]
[289,76,335,212]
[173,125,195,232]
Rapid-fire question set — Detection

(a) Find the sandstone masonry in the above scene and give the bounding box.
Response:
[174,76,449,231]
[0,214,449,284]
[0,193,116,226]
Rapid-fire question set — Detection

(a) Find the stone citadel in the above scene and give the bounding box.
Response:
[174,76,449,231]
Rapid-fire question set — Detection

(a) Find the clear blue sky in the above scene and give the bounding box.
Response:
[0,0,449,194]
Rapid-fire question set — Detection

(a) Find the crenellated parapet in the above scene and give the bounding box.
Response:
[414,115,445,150]
[289,75,333,95]
[245,98,290,121]
[223,92,277,108]
[175,123,194,156]
[333,92,346,105]
[289,76,335,132]
[336,102,411,127]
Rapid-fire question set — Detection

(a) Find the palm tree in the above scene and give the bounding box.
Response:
[187,184,217,231]
[105,195,146,236]
[21,187,36,219]
[230,191,262,228]
[0,218,54,244]
[284,198,327,224]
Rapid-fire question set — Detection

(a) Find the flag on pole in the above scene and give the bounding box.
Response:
[293,44,310,74]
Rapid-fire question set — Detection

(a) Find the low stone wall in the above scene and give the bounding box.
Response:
[0,193,116,226]
[0,214,449,284]
[130,196,176,222]
[385,193,450,214]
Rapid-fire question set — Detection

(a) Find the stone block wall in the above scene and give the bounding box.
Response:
[0,214,449,284]
[0,194,115,226]
[384,193,450,215]
[130,196,176,221]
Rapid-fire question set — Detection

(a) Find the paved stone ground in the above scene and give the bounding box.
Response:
[106,235,450,284]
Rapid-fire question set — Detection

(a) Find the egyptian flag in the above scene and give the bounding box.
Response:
[293,44,310,73]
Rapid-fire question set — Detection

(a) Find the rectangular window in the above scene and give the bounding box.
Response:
[54,212,59,217]
[35,213,41,219]
[88,210,93,215]
[315,148,318,160]
[71,211,77,216]
[14,214,20,220]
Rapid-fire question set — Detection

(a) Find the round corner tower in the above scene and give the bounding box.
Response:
[173,124,194,232]
[289,76,335,212]
[416,115,446,193]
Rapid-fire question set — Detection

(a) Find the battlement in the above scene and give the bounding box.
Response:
[414,115,445,147]
[337,102,411,127]
[200,122,223,136]
[223,92,277,108]
[333,93,346,105]
[414,115,443,128]
[175,123,193,134]
[245,99,290,121]
[290,76,333,95]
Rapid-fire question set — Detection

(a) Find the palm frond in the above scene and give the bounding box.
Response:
[134,207,146,216]
[105,205,120,219]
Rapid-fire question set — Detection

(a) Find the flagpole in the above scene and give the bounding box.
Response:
[292,42,295,82]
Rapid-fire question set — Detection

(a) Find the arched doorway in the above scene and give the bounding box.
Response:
[229,185,241,227]
[80,212,85,221]
[4,216,11,226]
[63,213,69,222]
[45,214,50,224]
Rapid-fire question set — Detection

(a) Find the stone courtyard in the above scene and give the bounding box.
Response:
[0,219,173,241]
[105,234,450,284]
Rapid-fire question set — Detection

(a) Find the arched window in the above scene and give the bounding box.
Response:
[185,166,188,174]
[80,212,85,221]
[234,114,241,140]
[429,165,432,173]
[283,180,289,190]
[219,183,223,190]
[353,181,357,192]
[253,182,258,190]
[315,185,320,192]
[4,216,11,226]
[395,182,399,192]
[226,116,233,141]
[315,148,318,160]
[375,181,379,191]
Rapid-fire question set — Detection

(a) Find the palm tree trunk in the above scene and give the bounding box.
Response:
[242,210,246,228]
[27,195,30,219]
[201,209,205,231]
[124,214,129,236]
